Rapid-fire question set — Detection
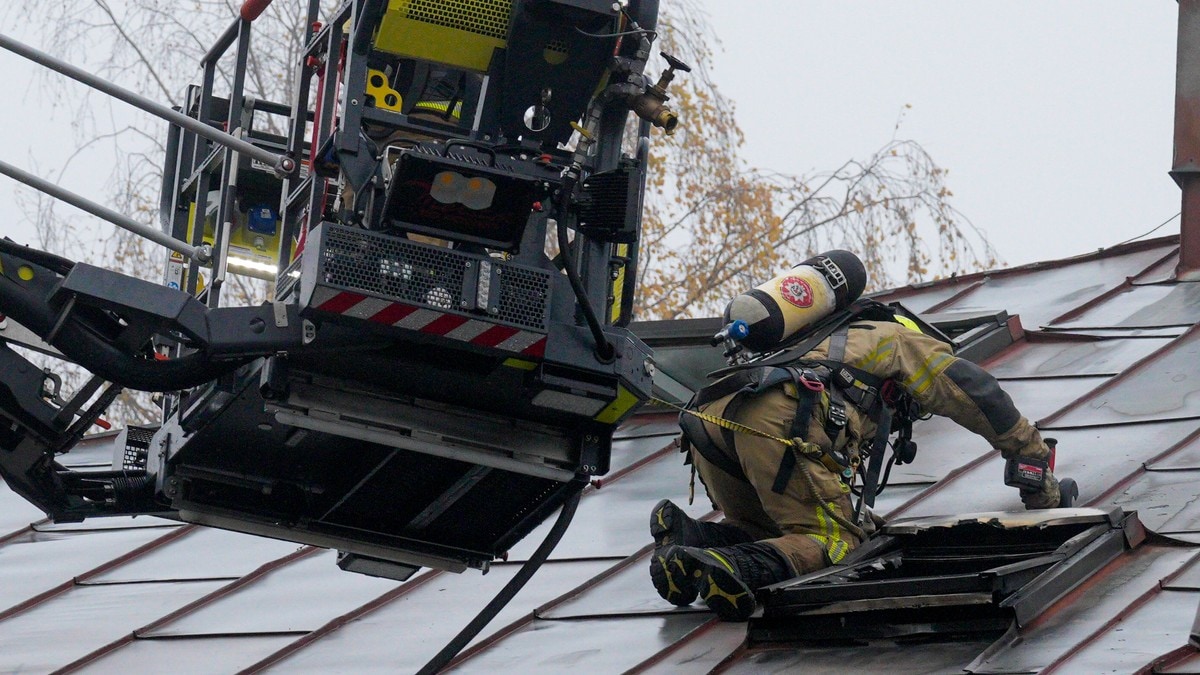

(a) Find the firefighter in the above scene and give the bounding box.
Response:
[649,250,1068,621]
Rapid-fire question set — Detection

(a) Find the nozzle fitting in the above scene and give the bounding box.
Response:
[631,93,679,134]
[630,51,691,134]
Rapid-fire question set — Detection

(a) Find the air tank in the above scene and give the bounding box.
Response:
[723,250,867,352]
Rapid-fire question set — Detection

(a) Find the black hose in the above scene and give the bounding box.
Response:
[0,238,75,276]
[876,454,898,497]
[0,256,245,391]
[616,127,652,328]
[555,218,615,361]
[54,318,241,391]
[417,489,583,675]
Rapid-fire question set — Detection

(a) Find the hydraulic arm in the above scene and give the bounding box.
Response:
[0,0,688,576]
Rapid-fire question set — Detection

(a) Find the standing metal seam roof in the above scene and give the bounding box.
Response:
[2,236,1199,673]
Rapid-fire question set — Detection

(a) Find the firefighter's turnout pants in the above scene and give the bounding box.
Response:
[689,320,1058,576]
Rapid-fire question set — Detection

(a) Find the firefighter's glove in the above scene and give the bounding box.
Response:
[1005,456,1062,510]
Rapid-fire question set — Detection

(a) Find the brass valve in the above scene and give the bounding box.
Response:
[632,51,691,134]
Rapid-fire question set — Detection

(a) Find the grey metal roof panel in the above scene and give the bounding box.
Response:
[74,634,300,675]
[34,516,176,532]
[1161,651,1200,674]
[1133,249,1182,284]
[873,484,932,516]
[1147,432,1200,470]
[506,448,704,562]
[57,433,118,469]
[876,280,983,314]
[911,244,1174,330]
[885,376,1107,486]
[996,376,1108,422]
[540,549,707,619]
[1053,589,1200,673]
[1052,282,1200,330]
[142,549,398,637]
[86,526,304,584]
[963,544,1197,673]
[885,412,1016,486]
[638,619,745,675]
[447,614,712,673]
[0,526,178,613]
[1111,468,1200,537]
[0,580,228,673]
[725,636,999,674]
[1043,327,1200,427]
[1164,551,1200,590]
[984,336,1175,379]
[613,413,679,439]
[1042,327,1189,338]
[0,479,47,535]
[259,559,613,673]
[896,419,1200,518]
[607,426,677,474]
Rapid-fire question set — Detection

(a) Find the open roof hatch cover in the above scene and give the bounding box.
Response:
[751,507,1145,643]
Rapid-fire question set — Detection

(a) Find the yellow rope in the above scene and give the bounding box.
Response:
[651,397,805,450]
[654,396,867,540]
[651,397,858,490]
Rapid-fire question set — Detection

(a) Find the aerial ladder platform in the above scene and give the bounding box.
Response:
[0,0,687,580]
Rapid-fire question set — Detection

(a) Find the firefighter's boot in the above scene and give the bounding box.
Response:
[649,499,754,549]
[668,542,793,621]
[649,500,755,607]
[650,545,702,606]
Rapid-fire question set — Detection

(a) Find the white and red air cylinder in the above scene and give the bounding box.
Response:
[723,250,867,352]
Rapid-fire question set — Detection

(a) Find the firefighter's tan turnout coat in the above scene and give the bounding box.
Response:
[689,320,1060,575]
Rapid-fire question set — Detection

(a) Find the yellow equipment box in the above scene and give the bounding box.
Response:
[186,197,293,281]
[374,0,513,72]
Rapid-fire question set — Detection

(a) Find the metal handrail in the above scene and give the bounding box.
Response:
[0,159,212,263]
[0,32,295,178]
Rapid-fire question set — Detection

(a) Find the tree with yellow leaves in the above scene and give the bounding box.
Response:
[637,1,996,319]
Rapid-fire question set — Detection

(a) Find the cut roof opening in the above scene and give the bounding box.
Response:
[750,508,1143,644]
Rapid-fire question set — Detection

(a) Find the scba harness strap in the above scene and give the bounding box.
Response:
[678,301,924,524]
[677,365,845,493]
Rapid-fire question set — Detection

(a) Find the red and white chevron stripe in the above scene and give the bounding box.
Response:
[308,288,546,357]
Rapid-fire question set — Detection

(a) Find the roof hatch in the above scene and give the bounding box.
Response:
[751,507,1145,644]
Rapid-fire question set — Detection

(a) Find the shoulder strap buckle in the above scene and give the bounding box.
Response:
[827,402,847,429]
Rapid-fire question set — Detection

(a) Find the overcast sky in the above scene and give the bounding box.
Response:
[0,1,1186,273]
[695,0,1182,268]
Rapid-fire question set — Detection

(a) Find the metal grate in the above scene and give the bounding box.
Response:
[545,39,569,60]
[122,426,157,471]
[577,165,639,242]
[320,226,550,331]
[423,469,564,552]
[495,264,550,329]
[402,0,512,40]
